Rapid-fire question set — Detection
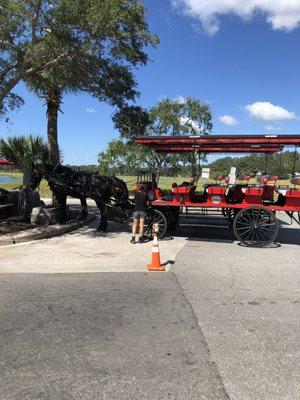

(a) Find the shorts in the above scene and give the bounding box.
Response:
[133,211,146,219]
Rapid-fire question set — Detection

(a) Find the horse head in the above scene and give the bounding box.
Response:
[28,163,55,190]
[110,177,129,207]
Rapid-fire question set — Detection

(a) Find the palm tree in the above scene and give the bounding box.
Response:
[0,135,49,184]
[26,66,79,165]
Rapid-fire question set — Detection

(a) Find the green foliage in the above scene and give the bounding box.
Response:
[98,139,144,175]
[0,0,158,117]
[207,152,299,177]
[0,134,48,183]
[145,97,212,176]
[107,97,213,179]
[112,105,150,138]
[146,97,212,136]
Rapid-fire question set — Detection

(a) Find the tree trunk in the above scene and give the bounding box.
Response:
[46,91,61,165]
[23,167,31,185]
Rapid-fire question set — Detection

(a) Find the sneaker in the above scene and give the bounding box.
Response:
[130,237,136,244]
[138,236,146,244]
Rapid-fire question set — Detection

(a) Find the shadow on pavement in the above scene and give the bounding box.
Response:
[68,204,299,246]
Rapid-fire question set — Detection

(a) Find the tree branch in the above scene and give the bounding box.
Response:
[31,0,42,44]
[0,52,68,104]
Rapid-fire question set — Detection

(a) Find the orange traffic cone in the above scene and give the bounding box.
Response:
[147,223,165,272]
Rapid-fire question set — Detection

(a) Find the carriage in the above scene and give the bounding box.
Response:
[134,134,300,247]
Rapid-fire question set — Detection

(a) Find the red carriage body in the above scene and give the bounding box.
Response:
[134,134,300,247]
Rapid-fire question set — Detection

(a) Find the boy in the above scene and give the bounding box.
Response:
[131,184,148,244]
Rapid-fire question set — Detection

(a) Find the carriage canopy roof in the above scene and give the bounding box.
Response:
[134,134,300,154]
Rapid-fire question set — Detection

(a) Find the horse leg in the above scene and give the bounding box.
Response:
[96,199,108,232]
[56,193,67,223]
[80,197,88,220]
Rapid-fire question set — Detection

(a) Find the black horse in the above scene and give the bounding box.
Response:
[28,164,130,232]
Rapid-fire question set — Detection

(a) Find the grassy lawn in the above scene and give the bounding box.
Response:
[0,171,51,198]
[0,171,295,199]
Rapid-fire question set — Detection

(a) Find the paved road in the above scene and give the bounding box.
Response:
[0,210,299,399]
[175,219,300,400]
[0,216,186,273]
[0,273,228,400]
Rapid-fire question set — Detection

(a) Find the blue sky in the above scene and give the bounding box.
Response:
[1,0,300,164]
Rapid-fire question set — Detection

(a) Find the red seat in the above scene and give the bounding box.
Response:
[268,175,279,183]
[226,184,245,203]
[172,185,196,203]
[238,175,251,182]
[285,188,300,207]
[291,177,300,186]
[244,187,264,204]
[206,186,226,204]
[154,187,164,200]
[257,176,268,185]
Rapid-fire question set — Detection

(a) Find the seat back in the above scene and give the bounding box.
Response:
[226,184,245,204]
[257,176,268,185]
[206,185,226,205]
[291,177,300,186]
[244,187,264,205]
[285,188,300,207]
[172,185,196,203]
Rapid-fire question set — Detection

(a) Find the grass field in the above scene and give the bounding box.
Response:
[0,172,51,197]
[0,171,295,198]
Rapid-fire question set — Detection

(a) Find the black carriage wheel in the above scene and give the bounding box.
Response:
[233,206,278,247]
[144,209,168,239]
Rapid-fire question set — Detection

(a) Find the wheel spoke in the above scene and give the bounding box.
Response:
[242,213,254,223]
[234,206,278,247]
[236,225,253,231]
[236,228,254,237]
[257,229,270,241]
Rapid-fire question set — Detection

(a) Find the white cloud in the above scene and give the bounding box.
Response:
[172,0,300,35]
[174,95,186,104]
[245,102,296,121]
[265,125,282,132]
[218,115,239,126]
[85,107,97,114]
[180,116,201,132]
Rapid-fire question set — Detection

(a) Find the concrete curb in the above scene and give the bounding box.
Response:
[0,214,97,246]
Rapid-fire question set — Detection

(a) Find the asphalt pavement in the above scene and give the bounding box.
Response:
[0,273,228,400]
[0,209,299,399]
[174,219,300,400]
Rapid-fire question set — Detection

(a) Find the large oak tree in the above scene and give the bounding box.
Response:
[1,0,157,164]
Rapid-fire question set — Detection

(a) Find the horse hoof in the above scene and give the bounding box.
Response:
[97,228,107,233]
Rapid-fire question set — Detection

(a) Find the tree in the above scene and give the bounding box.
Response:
[137,97,213,177]
[0,135,48,184]
[112,105,150,139]
[207,152,299,178]
[1,0,158,163]
[107,98,212,181]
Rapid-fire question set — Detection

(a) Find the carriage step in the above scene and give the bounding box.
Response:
[179,223,230,229]
[179,214,225,218]
[183,208,224,216]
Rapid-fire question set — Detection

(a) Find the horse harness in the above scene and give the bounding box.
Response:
[45,171,129,208]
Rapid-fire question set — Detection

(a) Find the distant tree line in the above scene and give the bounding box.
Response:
[206,152,299,178]
[96,150,299,179]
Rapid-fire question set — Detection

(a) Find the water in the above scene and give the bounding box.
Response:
[0,175,19,183]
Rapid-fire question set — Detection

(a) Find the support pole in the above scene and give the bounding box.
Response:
[292,146,298,177]
[264,153,268,175]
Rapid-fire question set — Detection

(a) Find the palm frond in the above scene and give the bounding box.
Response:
[0,135,49,171]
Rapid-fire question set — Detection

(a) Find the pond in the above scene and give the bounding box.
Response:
[0,175,20,183]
